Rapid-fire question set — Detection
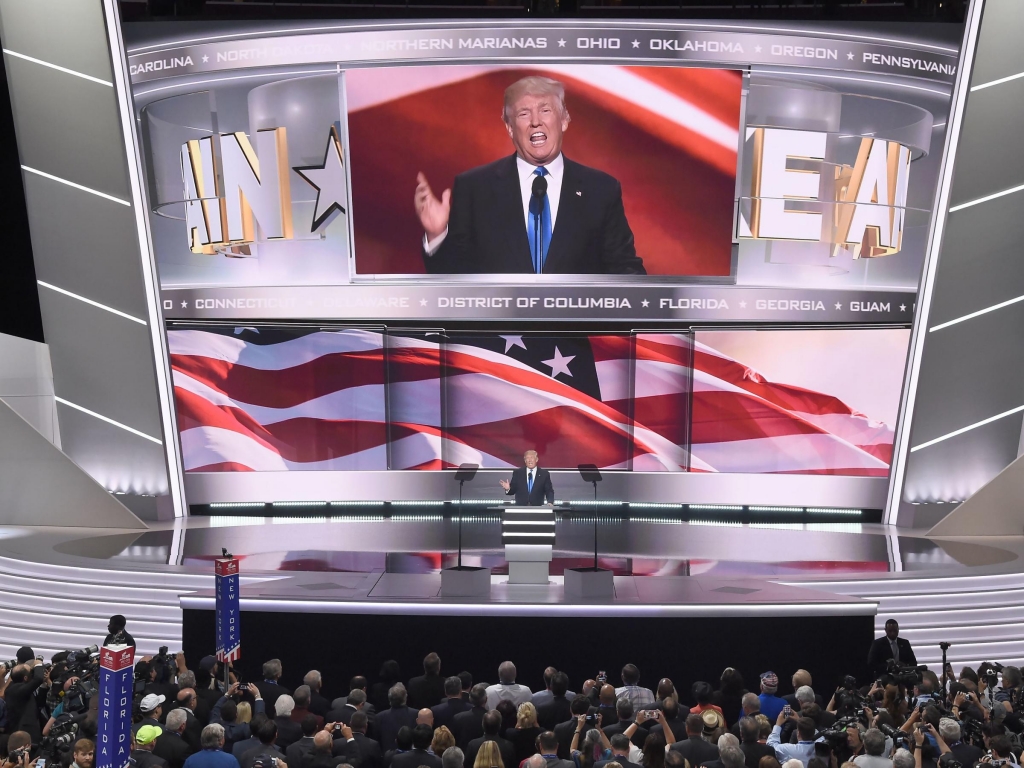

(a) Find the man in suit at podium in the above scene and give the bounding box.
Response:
[500,450,554,505]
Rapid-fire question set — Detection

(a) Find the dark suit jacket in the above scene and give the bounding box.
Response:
[232,737,261,762]
[376,705,418,752]
[181,710,203,754]
[288,736,318,768]
[274,715,304,749]
[154,731,192,768]
[740,742,776,768]
[603,720,648,749]
[423,154,645,275]
[452,706,488,749]
[240,744,285,768]
[506,726,543,766]
[505,466,554,506]
[255,681,292,713]
[867,636,918,676]
[552,719,579,760]
[648,717,687,744]
[353,732,384,768]
[310,692,332,718]
[537,697,573,730]
[670,738,719,767]
[432,698,471,731]
[465,735,516,768]
[131,751,168,768]
[392,749,443,768]
[407,674,446,711]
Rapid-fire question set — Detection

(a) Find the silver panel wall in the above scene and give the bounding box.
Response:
[890,0,1024,526]
[0,0,184,518]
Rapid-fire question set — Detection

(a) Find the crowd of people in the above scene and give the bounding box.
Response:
[0,616,1021,768]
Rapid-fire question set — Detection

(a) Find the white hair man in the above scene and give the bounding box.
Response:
[499,450,554,506]
[414,76,645,276]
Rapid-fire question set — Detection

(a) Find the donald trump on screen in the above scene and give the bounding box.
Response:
[414,76,646,276]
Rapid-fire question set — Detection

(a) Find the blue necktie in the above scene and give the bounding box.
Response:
[527,167,552,274]
[527,471,534,494]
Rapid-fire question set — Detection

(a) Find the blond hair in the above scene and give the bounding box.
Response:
[503,77,569,124]
[474,741,505,768]
[517,701,538,729]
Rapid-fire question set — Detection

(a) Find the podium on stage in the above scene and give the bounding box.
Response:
[493,506,556,584]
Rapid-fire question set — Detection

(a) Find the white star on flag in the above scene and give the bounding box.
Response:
[542,346,575,378]
[293,126,348,231]
[500,335,527,353]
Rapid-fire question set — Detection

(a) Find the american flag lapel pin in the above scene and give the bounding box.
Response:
[576,190,582,196]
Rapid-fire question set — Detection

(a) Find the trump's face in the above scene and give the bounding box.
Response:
[506,92,569,166]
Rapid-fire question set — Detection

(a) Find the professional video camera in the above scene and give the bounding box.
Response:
[878,722,912,751]
[834,676,874,719]
[818,715,862,749]
[50,645,101,716]
[151,646,179,684]
[887,658,927,688]
[38,712,88,763]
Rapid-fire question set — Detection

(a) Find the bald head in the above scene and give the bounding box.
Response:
[526,756,547,768]
[417,709,434,726]
[600,685,616,705]
[313,731,333,753]
[792,670,812,689]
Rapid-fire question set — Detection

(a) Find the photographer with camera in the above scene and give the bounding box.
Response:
[767,708,820,767]
[211,683,265,752]
[979,735,1018,767]
[7,664,50,742]
[938,718,983,767]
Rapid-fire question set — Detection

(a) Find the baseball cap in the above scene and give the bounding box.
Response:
[200,655,218,674]
[140,693,166,713]
[136,725,162,745]
[760,672,779,692]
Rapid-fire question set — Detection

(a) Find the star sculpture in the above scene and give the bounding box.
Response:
[293,126,348,232]
[542,346,575,379]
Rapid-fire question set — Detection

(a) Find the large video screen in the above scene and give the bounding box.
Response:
[127,20,960,326]
[169,324,907,477]
[347,64,741,276]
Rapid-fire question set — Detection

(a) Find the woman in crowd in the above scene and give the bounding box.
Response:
[507,702,543,767]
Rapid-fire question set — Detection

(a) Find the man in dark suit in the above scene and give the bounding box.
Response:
[392,724,443,768]
[274,695,305,749]
[595,735,643,768]
[537,673,573,730]
[453,685,490,749]
[465,712,516,768]
[867,619,918,677]
[376,684,418,753]
[305,671,332,719]
[256,660,292,713]
[500,450,554,506]
[553,697,593,760]
[351,711,383,768]
[737,717,774,768]
[669,715,719,765]
[648,699,685,744]
[408,653,446,711]
[603,700,647,749]
[433,677,472,731]
[155,710,193,768]
[533,738,574,768]
[241,720,286,768]
[287,716,321,768]
[415,76,645,276]
[175,689,204,753]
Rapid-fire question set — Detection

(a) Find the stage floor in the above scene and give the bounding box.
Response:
[0,515,1022,670]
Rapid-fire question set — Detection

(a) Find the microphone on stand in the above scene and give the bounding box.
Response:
[531,173,548,205]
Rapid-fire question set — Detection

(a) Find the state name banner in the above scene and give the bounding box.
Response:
[216,556,241,663]
[98,645,135,768]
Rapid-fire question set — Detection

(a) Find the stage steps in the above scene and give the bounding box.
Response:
[781,572,1024,668]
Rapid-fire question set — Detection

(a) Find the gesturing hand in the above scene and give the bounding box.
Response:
[499,479,511,492]
[415,173,451,241]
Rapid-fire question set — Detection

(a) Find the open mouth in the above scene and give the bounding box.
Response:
[529,131,547,146]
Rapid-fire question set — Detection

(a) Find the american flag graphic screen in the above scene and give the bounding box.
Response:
[169,326,907,476]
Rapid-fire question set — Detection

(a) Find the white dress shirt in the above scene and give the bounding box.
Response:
[423,154,565,256]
